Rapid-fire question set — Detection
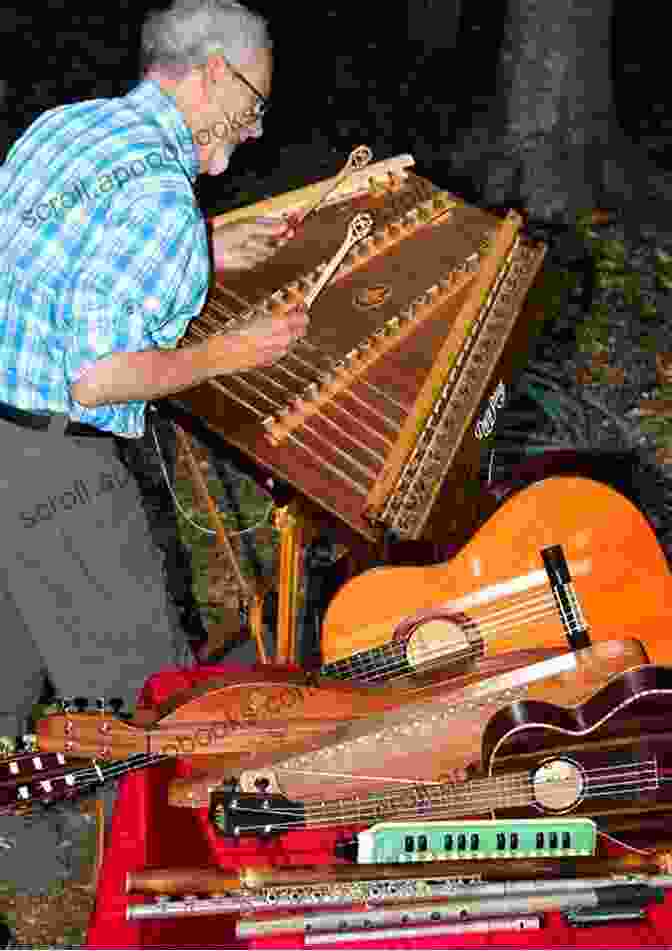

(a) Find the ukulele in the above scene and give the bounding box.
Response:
[319,476,672,679]
[210,664,672,840]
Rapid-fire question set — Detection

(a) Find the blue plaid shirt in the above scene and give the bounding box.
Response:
[0,80,210,437]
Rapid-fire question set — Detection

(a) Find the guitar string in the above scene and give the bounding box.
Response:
[269,758,672,804]
[229,761,663,832]
[322,590,579,685]
[340,599,561,682]
[328,593,581,680]
[238,762,658,819]
[235,776,667,834]
[283,761,659,807]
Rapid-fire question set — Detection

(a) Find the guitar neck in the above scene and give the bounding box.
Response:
[319,641,411,682]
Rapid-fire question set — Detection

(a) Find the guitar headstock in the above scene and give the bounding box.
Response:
[0,749,85,812]
[35,697,145,759]
[209,787,305,838]
[169,767,283,809]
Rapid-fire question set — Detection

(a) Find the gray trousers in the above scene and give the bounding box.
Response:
[0,413,193,739]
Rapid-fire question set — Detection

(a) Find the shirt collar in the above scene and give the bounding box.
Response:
[125,80,200,182]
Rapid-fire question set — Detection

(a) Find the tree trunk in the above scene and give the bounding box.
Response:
[448,0,672,227]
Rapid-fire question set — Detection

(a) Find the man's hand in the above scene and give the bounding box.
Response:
[207,306,310,374]
[212,216,295,271]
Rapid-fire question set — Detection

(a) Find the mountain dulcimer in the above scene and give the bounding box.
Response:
[37,635,642,779]
[165,637,646,806]
[209,664,672,838]
[318,475,672,681]
[34,648,563,764]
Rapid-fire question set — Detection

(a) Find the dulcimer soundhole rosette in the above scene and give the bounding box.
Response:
[178,172,546,547]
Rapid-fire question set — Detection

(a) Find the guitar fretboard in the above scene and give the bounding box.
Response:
[320,641,412,683]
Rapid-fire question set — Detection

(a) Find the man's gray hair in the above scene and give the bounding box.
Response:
[141,0,271,77]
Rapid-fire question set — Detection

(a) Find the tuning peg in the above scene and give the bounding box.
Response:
[109,698,125,717]
[20,734,37,752]
[74,697,89,713]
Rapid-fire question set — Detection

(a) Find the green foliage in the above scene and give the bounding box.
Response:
[655,249,672,291]
[174,475,278,627]
[528,265,581,330]
[569,212,661,359]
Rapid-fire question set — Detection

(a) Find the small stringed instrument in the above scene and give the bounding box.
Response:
[210,664,672,839]
[167,638,646,806]
[319,475,672,680]
[34,650,565,764]
[0,748,162,815]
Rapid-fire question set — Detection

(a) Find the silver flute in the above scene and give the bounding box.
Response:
[235,885,662,938]
[126,873,672,921]
[304,915,542,946]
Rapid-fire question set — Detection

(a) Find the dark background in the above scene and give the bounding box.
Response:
[1,1,668,213]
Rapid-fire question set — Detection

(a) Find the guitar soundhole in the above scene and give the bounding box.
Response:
[532,758,584,813]
[405,616,472,672]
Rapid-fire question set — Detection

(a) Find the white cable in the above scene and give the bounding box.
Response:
[148,416,275,539]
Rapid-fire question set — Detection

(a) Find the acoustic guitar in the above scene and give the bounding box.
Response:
[319,475,672,680]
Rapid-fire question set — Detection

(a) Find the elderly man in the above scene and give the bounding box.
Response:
[0,0,307,890]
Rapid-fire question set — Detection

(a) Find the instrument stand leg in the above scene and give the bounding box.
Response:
[274,500,307,666]
[275,499,328,666]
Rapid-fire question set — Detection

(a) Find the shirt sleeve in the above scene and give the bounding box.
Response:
[65,192,210,388]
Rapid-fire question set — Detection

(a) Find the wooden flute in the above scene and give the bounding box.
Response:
[126,848,672,896]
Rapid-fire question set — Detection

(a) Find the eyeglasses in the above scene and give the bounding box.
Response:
[221,55,270,121]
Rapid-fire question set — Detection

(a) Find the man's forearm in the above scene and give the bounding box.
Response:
[70,341,215,408]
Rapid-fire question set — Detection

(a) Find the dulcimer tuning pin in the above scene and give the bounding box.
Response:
[60,697,75,714]
[74,696,89,713]
[96,698,106,714]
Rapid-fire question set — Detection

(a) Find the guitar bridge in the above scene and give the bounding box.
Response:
[541,545,590,650]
